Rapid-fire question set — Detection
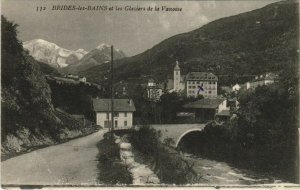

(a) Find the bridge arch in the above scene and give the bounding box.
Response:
[175,128,204,148]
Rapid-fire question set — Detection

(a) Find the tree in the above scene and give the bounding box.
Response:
[1,16,58,139]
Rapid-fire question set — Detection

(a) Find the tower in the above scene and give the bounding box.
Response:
[174,60,181,91]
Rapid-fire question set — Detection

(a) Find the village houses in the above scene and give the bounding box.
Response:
[183,98,230,122]
[246,73,278,90]
[167,61,218,98]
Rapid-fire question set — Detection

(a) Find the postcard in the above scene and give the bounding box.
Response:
[1,0,299,188]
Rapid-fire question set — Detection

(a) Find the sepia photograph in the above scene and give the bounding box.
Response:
[1,0,300,188]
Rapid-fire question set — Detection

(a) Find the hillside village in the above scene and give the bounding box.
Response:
[137,60,278,126]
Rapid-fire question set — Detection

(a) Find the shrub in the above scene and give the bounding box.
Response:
[97,137,132,185]
[130,125,190,184]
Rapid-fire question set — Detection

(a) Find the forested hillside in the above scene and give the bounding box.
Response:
[80,0,298,86]
[1,15,59,139]
[1,16,98,159]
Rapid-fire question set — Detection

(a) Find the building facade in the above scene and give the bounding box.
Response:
[169,61,186,92]
[92,98,135,128]
[183,98,229,122]
[146,79,164,101]
[186,72,218,98]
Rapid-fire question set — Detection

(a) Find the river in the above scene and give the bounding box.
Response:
[182,153,284,185]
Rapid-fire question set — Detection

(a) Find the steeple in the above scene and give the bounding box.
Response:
[173,60,181,91]
[174,60,180,71]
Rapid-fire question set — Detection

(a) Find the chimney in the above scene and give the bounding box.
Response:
[128,99,132,105]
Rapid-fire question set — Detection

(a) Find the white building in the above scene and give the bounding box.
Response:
[169,61,185,92]
[186,72,218,98]
[167,61,218,98]
[92,98,135,128]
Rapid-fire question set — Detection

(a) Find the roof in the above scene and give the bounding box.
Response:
[183,98,225,109]
[216,110,231,117]
[92,98,136,112]
[186,72,218,81]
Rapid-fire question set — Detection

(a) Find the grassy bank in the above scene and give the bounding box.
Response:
[129,125,198,184]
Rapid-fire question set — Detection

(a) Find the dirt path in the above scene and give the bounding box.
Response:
[1,129,107,186]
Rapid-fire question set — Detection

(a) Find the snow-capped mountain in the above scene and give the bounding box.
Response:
[23,39,88,68]
[96,43,126,59]
[61,43,126,74]
[24,40,126,73]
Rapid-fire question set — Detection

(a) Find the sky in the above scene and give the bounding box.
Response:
[2,0,279,56]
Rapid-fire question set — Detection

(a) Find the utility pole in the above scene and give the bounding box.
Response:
[111,45,114,140]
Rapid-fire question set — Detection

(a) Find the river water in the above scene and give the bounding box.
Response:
[182,153,284,185]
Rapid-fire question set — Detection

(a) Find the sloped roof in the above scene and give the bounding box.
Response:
[92,98,136,112]
[216,110,231,117]
[183,98,225,109]
[186,72,218,81]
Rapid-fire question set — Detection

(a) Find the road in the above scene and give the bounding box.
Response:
[1,129,107,186]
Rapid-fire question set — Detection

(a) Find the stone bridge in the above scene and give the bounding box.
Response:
[149,124,207,147]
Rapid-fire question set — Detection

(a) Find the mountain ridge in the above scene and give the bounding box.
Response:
[23,39,127,74]
[79,0,298,86]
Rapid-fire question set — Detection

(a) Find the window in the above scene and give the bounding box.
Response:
[115,120,118,127]
[106,113,109,119]
[197,81,200,84]
[124,112,127,117]
[114,112,119,117]
[124,121,127,126]
[209,91,211,94]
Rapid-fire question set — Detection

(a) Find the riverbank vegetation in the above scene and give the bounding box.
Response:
[129,125,200,184]
[179,68,298,182]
